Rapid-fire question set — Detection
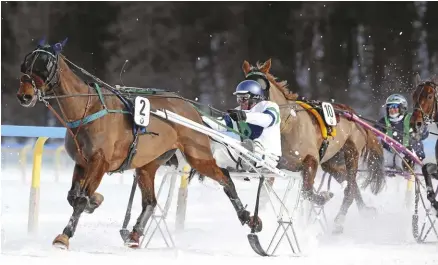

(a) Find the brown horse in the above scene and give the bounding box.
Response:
[16,40,261,249]
[410,73,438,163]
[242,59,386,233]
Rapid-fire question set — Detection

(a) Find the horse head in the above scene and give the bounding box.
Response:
[410,72,438,134]
[241,59,298,106]
[17,37,68,107]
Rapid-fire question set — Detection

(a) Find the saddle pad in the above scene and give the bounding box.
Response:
[296,100,337,139]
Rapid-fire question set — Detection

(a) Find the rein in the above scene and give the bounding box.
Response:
[22,52,132,164]
[22,51,245,166]
[276,100,406,133]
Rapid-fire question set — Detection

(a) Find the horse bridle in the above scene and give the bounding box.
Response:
[19,47,92,164]
[244,69,271,100]
[246,71,270,88]
[20,46,62,104]
[413,81,438,124]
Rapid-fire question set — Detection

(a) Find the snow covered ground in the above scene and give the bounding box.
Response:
[1,156,437,265]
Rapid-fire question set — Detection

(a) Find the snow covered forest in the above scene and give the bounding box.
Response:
[2,1,438,126]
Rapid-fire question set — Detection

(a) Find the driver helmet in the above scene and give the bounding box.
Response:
[385,94,408,122]
[233,80,265,110]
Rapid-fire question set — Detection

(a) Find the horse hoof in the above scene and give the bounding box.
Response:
[52,234,69,250]
[332,226,344,234]
[313,191,334,206]
[124,241,140,249]
[124,232,140,249]
[360,206,377,218]
[85,193,104,214]
[91,192,104,206]
[320,191,334,200]
[249,216,263,232]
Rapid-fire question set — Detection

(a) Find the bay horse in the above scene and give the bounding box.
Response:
[410,73,438,163]
[409,73,438,219]
[241,59,386,233]
[16,39,261,249]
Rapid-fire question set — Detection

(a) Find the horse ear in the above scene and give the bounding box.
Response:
[431,74,438,84]
[260,58,272,73]
[61,37,68,47]
[414,73,422,87]
[242,60,251,75]
[37,36,46,47]
[52,37,68,54]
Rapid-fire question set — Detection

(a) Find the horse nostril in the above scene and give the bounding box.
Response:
[416,122,422,127]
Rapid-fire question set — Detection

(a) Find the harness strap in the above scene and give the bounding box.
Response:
[66,109,109,128]
[296,100,336,139]
[65,83,130,128]
[46,104,88,165]
[295,100,336,160]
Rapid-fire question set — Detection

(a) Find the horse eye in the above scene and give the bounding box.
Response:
[428,95,433,100]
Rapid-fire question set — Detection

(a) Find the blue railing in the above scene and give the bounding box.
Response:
[1,125,66,138]
[1,124,437,236]
[1,125,68,234]
[1,124,436,155]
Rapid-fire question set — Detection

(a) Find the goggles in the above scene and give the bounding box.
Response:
[236,93,251,104]
[387,104,400,109]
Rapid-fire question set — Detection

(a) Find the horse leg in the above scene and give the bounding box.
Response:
[184,154,262,232]
[66,165,104,214]
[333,139,361,234]
[53,150,109,249]
[322,151,368,211]
[302,155,333,205]
[124,160,160,248]
[320,155,347,185]
[352,174,376,214]
[321,153,370,212]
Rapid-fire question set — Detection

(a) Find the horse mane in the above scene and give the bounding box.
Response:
[255,62,298,101]
[254,62,357,114]
[332,103,357,114]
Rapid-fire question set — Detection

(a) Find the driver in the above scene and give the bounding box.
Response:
[202,79,281,170]
[375,94,429,171]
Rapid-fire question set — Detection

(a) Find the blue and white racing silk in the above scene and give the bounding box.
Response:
[202,101,282,158]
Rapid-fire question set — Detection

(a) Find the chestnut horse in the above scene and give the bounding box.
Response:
[16,40,261,249]
[241,59,385,233]
[410,73,438,163]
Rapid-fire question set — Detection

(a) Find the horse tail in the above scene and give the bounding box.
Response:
[361,128,386,195]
